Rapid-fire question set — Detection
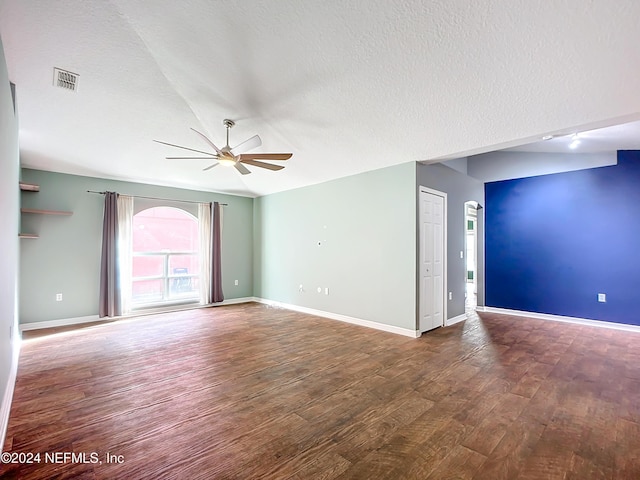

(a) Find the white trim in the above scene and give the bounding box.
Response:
[1,335,20,454]
[475,305,487,312]
[18,297,423,338]
[254,298,420,338]
[418,185,448,332]
[217,297,256,306]
[445,313,467,327]
[131,303,203,316]
[19,297,257,331]
[20,314,100,331]
[482,306,640,333]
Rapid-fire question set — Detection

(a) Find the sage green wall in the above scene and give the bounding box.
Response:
[253,162,417,330]
[20,169,253,324]
[0,36,20,420]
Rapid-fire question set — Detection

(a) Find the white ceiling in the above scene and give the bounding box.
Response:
[1,0,640,197]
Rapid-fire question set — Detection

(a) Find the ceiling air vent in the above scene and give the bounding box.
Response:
[53,68,79,92]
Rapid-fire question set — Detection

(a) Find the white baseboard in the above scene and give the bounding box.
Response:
[18,297,258,332]
[1,334,20,455]
[218,297,256,306]
[18,297,423,338]
[254,298,420,338]
[445,313,467,327]
[20,314,100,332]
[481,306,640,333]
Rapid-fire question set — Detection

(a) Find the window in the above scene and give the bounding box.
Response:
[132,207,199,307]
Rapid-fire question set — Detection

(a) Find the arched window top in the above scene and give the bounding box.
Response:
[136,205,195,218]
[133,207,198,253]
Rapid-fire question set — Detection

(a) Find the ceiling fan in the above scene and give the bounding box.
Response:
[154,119,292,175]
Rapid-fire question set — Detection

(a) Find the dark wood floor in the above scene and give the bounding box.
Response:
[2,302,640,479]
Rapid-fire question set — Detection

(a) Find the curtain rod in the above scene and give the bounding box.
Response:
[86,190,228,206]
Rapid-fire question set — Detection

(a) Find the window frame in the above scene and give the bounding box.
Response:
[131,206,200,310]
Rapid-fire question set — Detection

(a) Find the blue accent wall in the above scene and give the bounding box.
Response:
[485,150,640,326]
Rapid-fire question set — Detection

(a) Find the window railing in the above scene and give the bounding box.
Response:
[132,251,199,307]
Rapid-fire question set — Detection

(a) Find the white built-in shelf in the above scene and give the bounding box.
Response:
[19,182,40,192]
[21,208,73,216]
[19,183,72,239]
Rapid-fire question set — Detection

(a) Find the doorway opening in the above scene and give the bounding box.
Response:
[464,201,478,311]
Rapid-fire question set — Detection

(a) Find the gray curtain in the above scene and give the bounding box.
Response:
[211,201,224,303]
[99,192,121,317]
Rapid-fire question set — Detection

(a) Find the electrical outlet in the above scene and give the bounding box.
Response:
[448,292,452,300]
[460,251,464,259]
[234,279,239,286]
[56,293,63,302]
[325,287,329,295]
[598,293,606,303]
[299,284,304,292]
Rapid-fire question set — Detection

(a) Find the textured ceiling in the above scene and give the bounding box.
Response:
[1,0,640,197]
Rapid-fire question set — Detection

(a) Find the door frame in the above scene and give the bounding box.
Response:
[464,201,478,308]
[418,186,447,333]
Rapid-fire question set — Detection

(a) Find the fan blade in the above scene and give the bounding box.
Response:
[153,140,214,156]
[166,156,219,160]
[191,128,223,155]
[231,134,262,155]
[203,163,219,171]
[234,162,251,175]
[239,159,285,171]
[238,153,292,161]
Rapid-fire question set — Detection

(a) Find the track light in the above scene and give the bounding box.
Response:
[569,133,581,149]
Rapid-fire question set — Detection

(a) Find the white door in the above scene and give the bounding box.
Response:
[419,188,445,332]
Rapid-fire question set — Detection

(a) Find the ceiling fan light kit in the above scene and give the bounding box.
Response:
[154,119,292,175]
[217,158,236,167]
